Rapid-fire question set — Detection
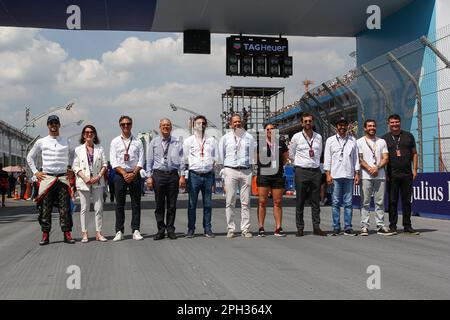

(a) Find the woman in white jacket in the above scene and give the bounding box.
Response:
[73,125,108,243]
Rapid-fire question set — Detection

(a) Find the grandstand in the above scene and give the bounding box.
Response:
[267,20,450,175]
[266,70,358,140]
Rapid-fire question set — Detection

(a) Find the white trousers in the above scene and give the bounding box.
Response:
[79,187,104,233]
[360,179,386,229]
[224,168,251,232]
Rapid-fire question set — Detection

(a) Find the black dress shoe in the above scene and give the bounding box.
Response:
[167,232,177,240]
[39,232,50,246]
[404,227,420,235]
[388,227,398,235]
[153,232,165,241]
[296,229,304,237]
[313,228,327,236]
[64,232,76,244]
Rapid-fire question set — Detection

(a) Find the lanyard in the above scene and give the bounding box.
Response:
[391,133,401,150]
[266,139,275,159]
[364,137,378,164]
[336,135,348,152]
[162,137,171,159]
[197,136,206,159]
[121,136,133,155]
[302,131,314,150]
[234,134,243,155]
[86,145,94,176]
[336,135,348,160]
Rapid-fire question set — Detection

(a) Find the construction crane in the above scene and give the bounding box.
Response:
[302,80,315,93]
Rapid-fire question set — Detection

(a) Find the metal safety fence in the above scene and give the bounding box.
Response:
[297,24,450,173]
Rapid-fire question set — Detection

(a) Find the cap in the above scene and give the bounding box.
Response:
[47,115,60,124]
[335,116,348,125]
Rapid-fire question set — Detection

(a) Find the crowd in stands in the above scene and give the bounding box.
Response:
[269,69,357,119]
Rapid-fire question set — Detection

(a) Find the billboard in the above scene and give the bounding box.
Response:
[352,173,450,216]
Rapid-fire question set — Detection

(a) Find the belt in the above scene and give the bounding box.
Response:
[44,173,66,177]
[295,166,320,171]
[154,169,178,175]
[225,166,250,170]
[190,170,212,177]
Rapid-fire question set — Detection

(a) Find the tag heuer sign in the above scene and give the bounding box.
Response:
[226,35,293,78]
[227,36,289,56]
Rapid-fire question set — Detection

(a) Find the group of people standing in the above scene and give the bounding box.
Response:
[25,111,419,246]
[0,169,33,205]
[320,113,419,236]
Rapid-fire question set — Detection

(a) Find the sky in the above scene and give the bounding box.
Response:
[0,27,355,154]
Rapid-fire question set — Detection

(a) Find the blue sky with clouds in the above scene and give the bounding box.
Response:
[1,27,355,153]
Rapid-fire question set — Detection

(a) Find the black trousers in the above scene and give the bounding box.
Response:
[109,182,115,202]
[295,167,321,230]
[114,174,142,233]
[38,181,72,233]
[32,182,39,199]
[387,174,413,229]
[153,171,179,234]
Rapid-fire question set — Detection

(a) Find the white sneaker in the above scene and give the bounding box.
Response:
[241,230,253,238]
[113,231,124,241]
[226,231,234,238]
[133,230,144,240]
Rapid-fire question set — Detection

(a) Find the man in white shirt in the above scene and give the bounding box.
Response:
[183,115,217,238]
[219,114,256,238]
[289,112,326,237]
[110,115,145,241]
[26,115,76,245]
[324,117,360,236]
[357,119,393,236]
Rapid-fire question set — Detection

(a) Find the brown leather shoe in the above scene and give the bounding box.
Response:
[313,228,327,236]
[296,229,304,237]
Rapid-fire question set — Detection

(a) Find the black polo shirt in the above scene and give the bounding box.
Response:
[381,130,416,177]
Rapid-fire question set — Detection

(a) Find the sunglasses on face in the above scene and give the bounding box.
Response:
[120,122,132,127]
[303,120,312,123]
[49,121,59,125]
[84,131,95,135]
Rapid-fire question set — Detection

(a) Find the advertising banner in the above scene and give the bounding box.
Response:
[352,173,450,216]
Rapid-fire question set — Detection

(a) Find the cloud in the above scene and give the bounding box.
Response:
[0,27,355,155]
[0,27,38,50]
[0,37,67,85]
[111,81,224,131]
[101,34,226,85]
[56,58,130,92]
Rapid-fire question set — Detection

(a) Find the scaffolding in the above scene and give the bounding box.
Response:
[221,86,284,133]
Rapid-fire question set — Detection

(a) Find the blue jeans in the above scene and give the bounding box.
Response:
[188,171,214,232]
[332,178,354,231]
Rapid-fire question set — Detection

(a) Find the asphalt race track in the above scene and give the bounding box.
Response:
[1,194,450,300]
